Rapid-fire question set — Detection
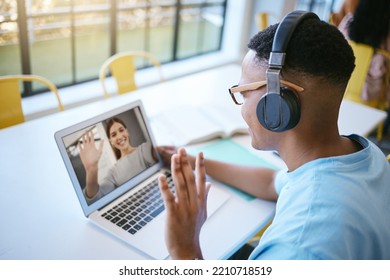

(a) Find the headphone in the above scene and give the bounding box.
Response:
[256,10,319,132]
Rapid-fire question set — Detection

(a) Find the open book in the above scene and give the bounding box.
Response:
[149,104,248,146]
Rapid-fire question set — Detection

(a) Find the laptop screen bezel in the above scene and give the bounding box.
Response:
[54,100,163,217]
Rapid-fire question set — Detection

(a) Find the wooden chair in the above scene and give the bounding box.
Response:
[0,75,64,129]
[99,51,164,98]
[344,41,390,140]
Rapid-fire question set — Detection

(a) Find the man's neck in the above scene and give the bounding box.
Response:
[278,132,362,172]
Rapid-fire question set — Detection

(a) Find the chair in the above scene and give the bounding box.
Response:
[256,12,279,30]
[0,75,64,129]
[99,51,164,98]
[247,221,272,246]
[344,40,390,140]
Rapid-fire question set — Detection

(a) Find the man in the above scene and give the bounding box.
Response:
[157,11,390,260]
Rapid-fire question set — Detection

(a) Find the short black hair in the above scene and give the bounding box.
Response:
[248,17,355,87]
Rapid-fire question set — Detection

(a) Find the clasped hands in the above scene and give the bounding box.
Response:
[158,147,211,260]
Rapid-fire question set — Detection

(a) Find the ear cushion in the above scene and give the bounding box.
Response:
[256,88,300,132]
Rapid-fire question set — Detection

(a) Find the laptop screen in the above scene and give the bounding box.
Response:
[55,101,162,215]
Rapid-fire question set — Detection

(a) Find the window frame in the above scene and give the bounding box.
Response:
[1,0,227,96]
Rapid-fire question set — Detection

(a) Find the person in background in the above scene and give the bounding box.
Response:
[157,11,390,260]
[330,0,359,26]
[337,0,390,109]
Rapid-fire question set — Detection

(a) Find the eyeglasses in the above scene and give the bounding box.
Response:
[228,80,304,105]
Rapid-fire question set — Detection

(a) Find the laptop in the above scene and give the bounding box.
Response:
[54,100,230,259]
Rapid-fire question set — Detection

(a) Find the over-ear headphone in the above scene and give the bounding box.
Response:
[256,10,319,132]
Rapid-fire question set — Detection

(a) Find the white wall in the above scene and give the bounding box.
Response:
[248,0,298,39]
[221,0,299,66]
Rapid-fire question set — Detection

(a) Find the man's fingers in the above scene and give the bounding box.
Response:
[195,152,206,192]
[158,175,175,213]
[179,148,196,202]
[204,182,211,211]
[171,153,189,204]
[179,148,195,181]
[169,148,209,212]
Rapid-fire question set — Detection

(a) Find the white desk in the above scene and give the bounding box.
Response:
[0,64,386,260]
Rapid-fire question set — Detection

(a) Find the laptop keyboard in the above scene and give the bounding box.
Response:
[101,172,174,235]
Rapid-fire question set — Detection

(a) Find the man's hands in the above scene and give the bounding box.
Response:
[158,148,211,260]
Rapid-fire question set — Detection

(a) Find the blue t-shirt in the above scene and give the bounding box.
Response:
[249,135,390,260]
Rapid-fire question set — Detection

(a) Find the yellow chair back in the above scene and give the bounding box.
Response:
[344,41,390,140]
[110,55,137,94]
[0,75,64,129]
[257,12,269,30]
[0,79,25,128]
[99,51,164,97]
[344,41,375,105]
[256,12,279,30]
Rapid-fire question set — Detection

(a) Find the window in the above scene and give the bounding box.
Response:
[0,0,227,96]
[0,1,22,76]
[295,0,338,20]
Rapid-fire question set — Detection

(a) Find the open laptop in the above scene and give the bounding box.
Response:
[54,100,230,259]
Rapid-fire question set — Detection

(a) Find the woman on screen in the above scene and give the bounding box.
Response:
[78,117,156,204]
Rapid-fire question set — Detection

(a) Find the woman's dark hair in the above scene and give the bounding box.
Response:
[348,0,390,48]
[106,117,127,160]
[248,17,355,89]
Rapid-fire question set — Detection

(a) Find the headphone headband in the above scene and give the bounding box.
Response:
[267,11,319,95]
[257,10,320,132]
[270,11,319,65]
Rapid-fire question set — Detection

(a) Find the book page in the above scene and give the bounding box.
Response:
[200,104,247,136]
[149,104,248,146]
[149,105,223,146]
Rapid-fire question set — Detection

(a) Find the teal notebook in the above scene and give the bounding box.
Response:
[190,139,280,201]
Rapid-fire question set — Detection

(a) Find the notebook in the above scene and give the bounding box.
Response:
[54,100,230,259]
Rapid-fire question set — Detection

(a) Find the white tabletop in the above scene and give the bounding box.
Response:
[0,64,386,260]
